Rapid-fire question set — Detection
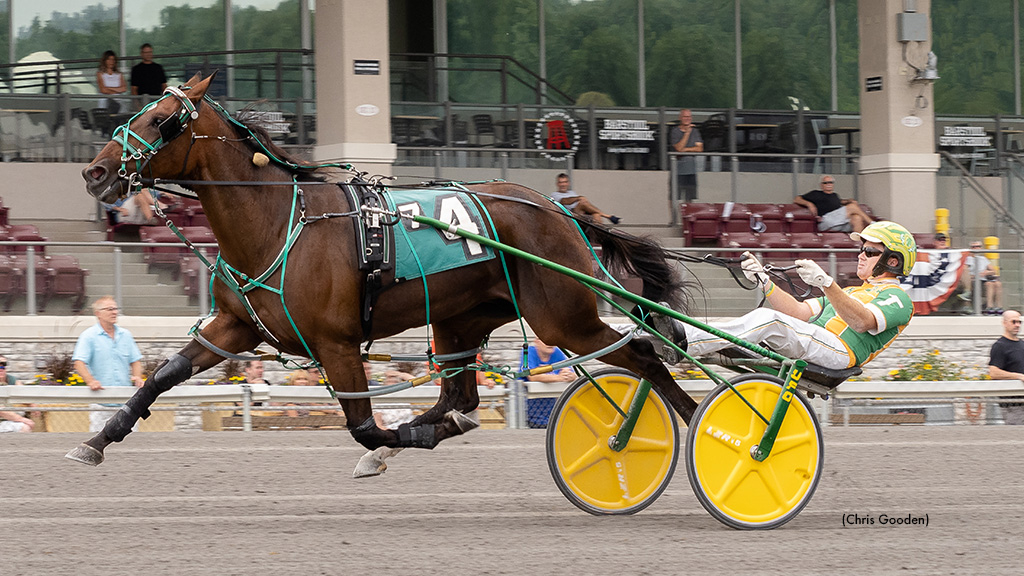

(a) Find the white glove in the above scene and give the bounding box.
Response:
[740,251,768,283]
[795,259,834,288]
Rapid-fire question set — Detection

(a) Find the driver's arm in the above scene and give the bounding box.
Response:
[820,283,877,333]
[763,282,815,321]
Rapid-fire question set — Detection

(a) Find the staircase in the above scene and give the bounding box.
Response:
[4,219,199,316]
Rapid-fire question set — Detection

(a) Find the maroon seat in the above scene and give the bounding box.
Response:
[913,233,937,250]
[788,232,826,260]
[681,203,722,245]
[0,255,21,312]
[720,203,756,235]
[0,204,8,227]
[7,254,52,310]
[46,254,89,313]
[142,226,218,279]
[180,257,204,299]
[3,224,47,255]
[757,232,794,262]
[186,205,209,228]
[718,231,763,257]
[781,203,817,234]
[746,203,787,234]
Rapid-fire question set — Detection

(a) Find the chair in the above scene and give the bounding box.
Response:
[782,203,818,234]
[0,256,21,312]
[186,205,209,228]
[720,203,756,234]
[3,225,47,255]
[745,203,787,233]
[718,231,763,257]
[788,232,826,260]
[46,254,89,313]
[8,254,51,309]
[105,209,142,241]
[471,114,497,146]
[680,203,722,244]
[810,119,846,174]
[913,233,937,250]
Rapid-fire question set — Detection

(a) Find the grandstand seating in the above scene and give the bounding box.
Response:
[745,203,787,233]
[913,233,936,250]
[0,197,8,226]
[140,226,217,279]
[680,202,883,246]
[186,204,209,228]
[781,203,817,233]
[2,254,49,312]
[2,224,48,255]
[681,203,723,243]
[45,255,89,313]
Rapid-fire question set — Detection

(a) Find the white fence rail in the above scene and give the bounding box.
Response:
[3,380,1023,431]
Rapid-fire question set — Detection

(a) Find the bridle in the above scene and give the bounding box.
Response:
[111,85,200,194]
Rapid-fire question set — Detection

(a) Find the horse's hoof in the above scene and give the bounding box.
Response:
[65,444,104,467]
[446,409,480,434]
[352,450,387,479]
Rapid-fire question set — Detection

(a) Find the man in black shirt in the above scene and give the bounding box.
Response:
[989,310,1024,424]
[794,175,872,233]
[989,310,1024,379]
[130,43,167,100]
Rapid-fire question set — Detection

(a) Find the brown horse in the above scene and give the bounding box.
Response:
[71,73,698,474]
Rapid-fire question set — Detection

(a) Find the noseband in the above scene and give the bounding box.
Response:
[112,85,199,194]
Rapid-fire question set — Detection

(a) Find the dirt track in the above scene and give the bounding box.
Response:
[3,426,1024,576]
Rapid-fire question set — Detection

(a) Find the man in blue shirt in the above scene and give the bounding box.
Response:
[73,296,143,432]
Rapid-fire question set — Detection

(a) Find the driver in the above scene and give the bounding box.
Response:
[652,221,916,370]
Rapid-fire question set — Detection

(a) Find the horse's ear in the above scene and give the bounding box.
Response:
[185,71,219,104]
[183,72,203,87]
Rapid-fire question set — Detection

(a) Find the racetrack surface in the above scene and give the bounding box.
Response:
[3,427,1023,576]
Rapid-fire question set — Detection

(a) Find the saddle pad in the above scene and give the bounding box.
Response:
[384,188,495,281]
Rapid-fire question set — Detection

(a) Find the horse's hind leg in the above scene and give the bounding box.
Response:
[65,314,262,466]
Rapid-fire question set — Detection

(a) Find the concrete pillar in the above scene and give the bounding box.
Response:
[857,0,939,232]
[313,0,396,173]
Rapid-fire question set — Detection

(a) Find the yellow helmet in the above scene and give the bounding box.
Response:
[851,221,917,276]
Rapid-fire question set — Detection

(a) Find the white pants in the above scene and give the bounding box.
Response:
[681,308,853,370]
[89,404,139,433]
[0,420,30,433]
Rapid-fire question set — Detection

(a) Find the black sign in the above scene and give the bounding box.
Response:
[354,60,380,75]
[865,76,883,92]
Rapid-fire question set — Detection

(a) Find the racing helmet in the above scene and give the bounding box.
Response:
[850,221,917,276]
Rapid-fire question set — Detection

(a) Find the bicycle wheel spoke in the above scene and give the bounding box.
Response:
[562,443,607,478]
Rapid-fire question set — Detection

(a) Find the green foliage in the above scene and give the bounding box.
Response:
[884,348,974,382]
[575,91,616,107]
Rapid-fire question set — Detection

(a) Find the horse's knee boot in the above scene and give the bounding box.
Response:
[395,422,438,449]
[105,354,192,443]
[350,416,389,450]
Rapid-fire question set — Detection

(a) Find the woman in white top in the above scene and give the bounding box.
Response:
[97,50,126,113]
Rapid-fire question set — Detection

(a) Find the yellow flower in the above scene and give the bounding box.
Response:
[932,349,941,356]
[913,375,923,380]
[906,349,914,355]
[888,369,900,376]
[923,364,933,370]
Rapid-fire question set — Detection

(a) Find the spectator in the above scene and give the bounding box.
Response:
[669,109,703,202]
[934,233,972,305]
[551,173,620,225]
[794,175,873,233]
[243,360,269,384]
[96,50,126,115]
[967,240,1003,315]
[988,310,1024,424]
[0,355,17,385]
[308,367,325,385]
[0,410,34,433]
[283,369,314,417]
[525,338,576,383]
[72,296,143,433]
[107,187,170,226]
[652,221,916,372]
[130,43,168,104]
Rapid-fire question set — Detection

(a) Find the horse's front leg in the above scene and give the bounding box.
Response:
[65,315,261,466]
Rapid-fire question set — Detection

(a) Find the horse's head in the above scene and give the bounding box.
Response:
[82,72,217,203]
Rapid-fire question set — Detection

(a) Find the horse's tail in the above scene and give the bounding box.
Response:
[582,223,691,315]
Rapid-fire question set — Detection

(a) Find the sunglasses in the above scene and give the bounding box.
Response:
[1012,320,1022,325]
[0,362,6,368]
[821,180,835,184]
[860,246,884,258]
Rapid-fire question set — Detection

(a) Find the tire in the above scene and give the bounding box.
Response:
[685,373,823,530]
[546,368,679,515]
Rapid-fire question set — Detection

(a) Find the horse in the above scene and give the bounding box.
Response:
[71,72,699,475]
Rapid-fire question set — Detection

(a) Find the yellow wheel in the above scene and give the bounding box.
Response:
[686,373,823,529]
[546,368,679,515]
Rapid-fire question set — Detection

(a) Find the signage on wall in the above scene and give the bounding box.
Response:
[353,60,381,75]
[938,126,992,160]
[865,76,883,92]
[532,111,581,161]
[598,119,654,154]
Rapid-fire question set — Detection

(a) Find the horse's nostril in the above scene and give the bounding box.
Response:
[89,166,106,180]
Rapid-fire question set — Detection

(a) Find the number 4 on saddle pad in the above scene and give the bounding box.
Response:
[386,189,497,281]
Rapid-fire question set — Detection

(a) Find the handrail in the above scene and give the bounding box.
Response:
[939,150,1024,237]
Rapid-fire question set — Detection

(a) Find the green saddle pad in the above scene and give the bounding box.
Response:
[384,188,496,281]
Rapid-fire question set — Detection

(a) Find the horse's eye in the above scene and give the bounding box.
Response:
[153,117,166,126]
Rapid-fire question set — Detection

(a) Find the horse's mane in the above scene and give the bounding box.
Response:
[226,104,327,179]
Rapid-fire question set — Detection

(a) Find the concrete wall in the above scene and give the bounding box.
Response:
[0,163,99,221]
